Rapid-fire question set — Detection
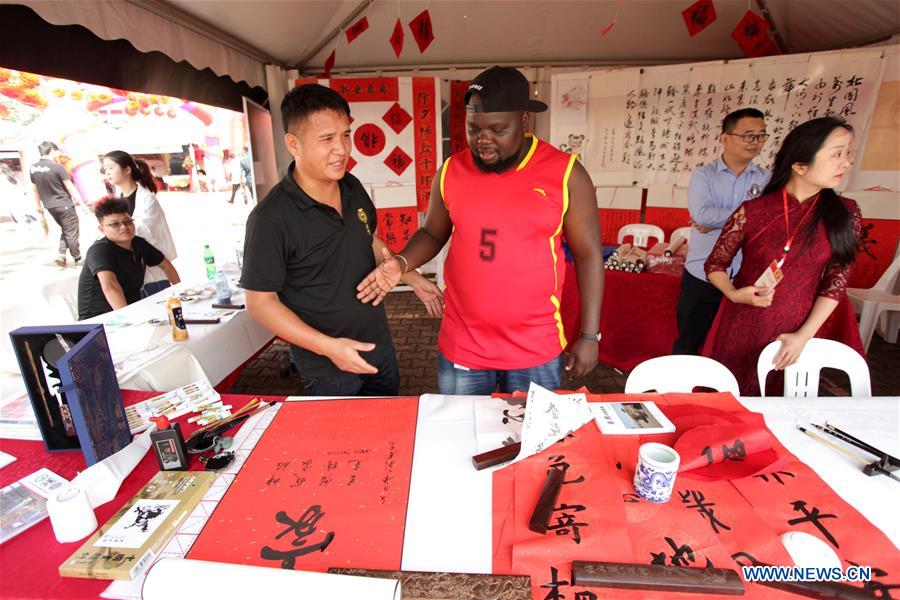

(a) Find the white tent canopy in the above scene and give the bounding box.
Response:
[18,0,900,90]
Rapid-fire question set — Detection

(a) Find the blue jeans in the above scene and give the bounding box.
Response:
[437,352,563,395]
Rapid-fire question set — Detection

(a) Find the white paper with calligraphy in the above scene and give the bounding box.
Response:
[512,383,593,465]
[473,395,525,454]
[554,47,886,187]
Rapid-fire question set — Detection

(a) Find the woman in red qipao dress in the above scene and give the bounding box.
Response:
[702,117,863,395]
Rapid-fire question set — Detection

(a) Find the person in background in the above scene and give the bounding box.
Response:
[29,141,83,267]
[703,116,862,395]
[102,151,178,297]
[78,197,180,320]
[673,108,771,355]
[227,151,249,204]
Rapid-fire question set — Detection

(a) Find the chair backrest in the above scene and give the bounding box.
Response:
[624,355,741,396]
[41,277,79,322]
[670,226,692,247]
[617,223,665,248]
[757,338,871,398]
[872,241,900,293]
[117,345,211,392]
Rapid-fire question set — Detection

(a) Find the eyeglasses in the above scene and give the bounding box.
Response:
[102,218,135,229]
[726,132,769,143]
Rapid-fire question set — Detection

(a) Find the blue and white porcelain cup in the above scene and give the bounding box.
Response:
[633,442,680,503]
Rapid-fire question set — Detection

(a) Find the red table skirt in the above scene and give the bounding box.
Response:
[560,261,864,373]
[0,391,281,600]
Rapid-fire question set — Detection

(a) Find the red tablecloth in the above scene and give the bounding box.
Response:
[0,391,281,600]
[560,261,864,373]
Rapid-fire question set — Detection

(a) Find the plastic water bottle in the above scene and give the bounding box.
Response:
[214,270,231,304]
[203,244,216,280]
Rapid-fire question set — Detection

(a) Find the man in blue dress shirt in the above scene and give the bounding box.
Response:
[673,108,771,355]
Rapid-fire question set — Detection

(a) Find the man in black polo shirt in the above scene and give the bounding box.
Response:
[78,197,181,320]
[240,84,442,396]
[29,141,84,267]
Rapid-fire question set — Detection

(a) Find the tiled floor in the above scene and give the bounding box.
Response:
[228,291,898,397]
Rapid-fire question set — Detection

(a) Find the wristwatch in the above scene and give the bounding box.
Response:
[579,331,602,342]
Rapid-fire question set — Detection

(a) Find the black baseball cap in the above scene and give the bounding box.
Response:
[464,66,548,113]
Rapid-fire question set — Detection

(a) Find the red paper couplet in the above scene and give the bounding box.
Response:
[188,398,420,572]
[449,80,469,155]
[329,77,399,103]
[408,9,435,53]
[345,16,369,44]
[345,155,357,172]
[412,77,438,212]
[390,18,404,57]
[377,206,418,253]
[682,0,717,37]
[354,123,386,157]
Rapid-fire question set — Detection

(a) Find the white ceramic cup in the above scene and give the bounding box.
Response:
[633,442,681,503]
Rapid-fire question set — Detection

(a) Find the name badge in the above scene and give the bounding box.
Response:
[753,260,783,296]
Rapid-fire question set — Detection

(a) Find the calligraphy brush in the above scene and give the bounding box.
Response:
[190,397,260,437]
[821,422,899,466]
[796,426,870,466]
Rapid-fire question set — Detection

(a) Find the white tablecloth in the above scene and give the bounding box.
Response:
[85,278,272,387]
[400,394,900,573]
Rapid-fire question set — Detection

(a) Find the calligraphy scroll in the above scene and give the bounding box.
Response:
[412,77,438,212]
[553,48,886,187]
[449,80,469,155]
[188,398,419,572]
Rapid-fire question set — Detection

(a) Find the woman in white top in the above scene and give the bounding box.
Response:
[102,151,178,296]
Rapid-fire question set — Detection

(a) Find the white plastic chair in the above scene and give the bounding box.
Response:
[757,338,871,398]
[617,223,665,249]
[847,242,900,351]
[625,355,740,396]
[669,226,692,247]
[41,277,79,322]
[117,345,211,392]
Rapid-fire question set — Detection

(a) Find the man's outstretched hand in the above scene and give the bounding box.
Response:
[357,247,403,306]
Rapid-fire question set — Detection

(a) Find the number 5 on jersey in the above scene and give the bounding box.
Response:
[480,228,497,261]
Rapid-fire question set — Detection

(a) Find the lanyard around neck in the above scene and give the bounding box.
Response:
[778,188,819,267]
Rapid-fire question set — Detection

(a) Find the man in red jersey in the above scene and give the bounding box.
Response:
[358,67,604,394]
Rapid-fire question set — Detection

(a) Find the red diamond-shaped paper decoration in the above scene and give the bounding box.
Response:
[682,0,717,37]
[731,10,767,46]
[384,146,412,176]
[346,156,357,172]
[408,10,435,53]
[345,16,368,44]
[382,103,412,134]
[390,18,404,57]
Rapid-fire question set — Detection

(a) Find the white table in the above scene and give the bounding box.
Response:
[87,278,272,388]
[400,394,900,574]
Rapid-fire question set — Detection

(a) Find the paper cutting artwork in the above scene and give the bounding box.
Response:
[188,398,419,573]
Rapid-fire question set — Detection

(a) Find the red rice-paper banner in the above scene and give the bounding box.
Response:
[329,77,399,103]
[449,80,469,155]
[412,77,438,213]
[493,392,900,598]
[377,206,417,254]
[188,398,420,572]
